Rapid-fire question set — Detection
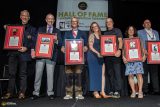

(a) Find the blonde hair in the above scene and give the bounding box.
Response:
[71,16,79,23]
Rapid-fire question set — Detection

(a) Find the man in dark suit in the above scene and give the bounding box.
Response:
[61,16,88,99]
[31,13,62,100]
[1,10,37,100]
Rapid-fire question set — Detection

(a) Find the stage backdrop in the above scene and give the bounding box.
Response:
[56,0,108,31]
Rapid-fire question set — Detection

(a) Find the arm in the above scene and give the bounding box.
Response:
[115,37,123,57]
[88,34,101,57]
[115,29,123,57]
[140,39,146,62]
[31,27,37,49]
[118,37,123,49]
[122,41,128,64]
[61,32,67,53]
[56,29,62,47]
[81,31,88,52]
[138,30,148,55]
[18,31,28,52]
[155,30,160,40]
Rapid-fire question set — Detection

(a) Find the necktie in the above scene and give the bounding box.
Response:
[72,30,77,38]
[47,26,52,33]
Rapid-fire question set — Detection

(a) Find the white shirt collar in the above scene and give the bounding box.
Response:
[145,28,152,33]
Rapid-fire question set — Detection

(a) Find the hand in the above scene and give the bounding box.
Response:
[122,56,128,64]
[4,25,7,30]
[144,49,148,55]
[54,35,57,40]
[18,47,27,52]
[61,46,65,53]
[31,49,35,59]
[97,53,103,58]
[115,50,121,57]
[142,55,146,62]
[27,35,32,39]
[83,46,88,52]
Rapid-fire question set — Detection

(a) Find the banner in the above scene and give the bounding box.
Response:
[56,0,108,31]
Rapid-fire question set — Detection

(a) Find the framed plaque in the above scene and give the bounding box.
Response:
[147,41,160,64]
[4,25,24,50]
[100,35,117,56]
[65,39,84,65]
[124,37,143,62]
[35,33,56,58]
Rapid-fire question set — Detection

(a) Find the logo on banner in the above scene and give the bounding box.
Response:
[78,2,87,10]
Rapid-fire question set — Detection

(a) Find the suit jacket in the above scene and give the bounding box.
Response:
[137,29,159,49]
[37,26,62,61]
[8,24,37,61]
[62,29,88,47]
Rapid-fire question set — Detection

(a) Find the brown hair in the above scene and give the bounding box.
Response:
[125,25,137,38]
[89,22,101,36]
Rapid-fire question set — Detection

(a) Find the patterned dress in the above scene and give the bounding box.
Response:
[125,62,144,76]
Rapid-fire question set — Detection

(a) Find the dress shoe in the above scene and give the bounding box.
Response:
[1,93,12,99]
[48,95,54,100]
[31,95,39,100]
[18,93,25,99]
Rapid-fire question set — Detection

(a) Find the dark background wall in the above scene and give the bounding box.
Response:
[1,0,160,65]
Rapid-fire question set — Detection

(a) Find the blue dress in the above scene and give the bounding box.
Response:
[125,62,144,76]
[87,35,104,91]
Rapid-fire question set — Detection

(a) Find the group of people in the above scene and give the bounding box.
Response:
[1,10,160,100]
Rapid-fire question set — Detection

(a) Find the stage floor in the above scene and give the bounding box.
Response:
[1,95,160,107]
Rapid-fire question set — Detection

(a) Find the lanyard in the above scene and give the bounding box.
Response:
[146,30,155,40]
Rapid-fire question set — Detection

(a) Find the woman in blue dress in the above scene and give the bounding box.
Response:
[122,26,146,98]
[87,22,110,98]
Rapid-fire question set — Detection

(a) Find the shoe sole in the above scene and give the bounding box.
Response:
[112,96,120,98]
[64,97,73,100]
[76,97,84,100]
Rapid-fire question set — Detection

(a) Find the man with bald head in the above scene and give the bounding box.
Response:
[103,18,123,98]
[31,13,62,100]
[138,19,160,95]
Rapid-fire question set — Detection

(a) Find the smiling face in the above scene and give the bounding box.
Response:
[90,22,101,36]
[91,23,99,33]
[128,26,135,37]
[71,17,79,29]
[106,18,114,30]
[20,10,30,25]
[45,14,55,26]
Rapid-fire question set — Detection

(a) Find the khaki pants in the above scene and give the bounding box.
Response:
[65,65,83,96]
